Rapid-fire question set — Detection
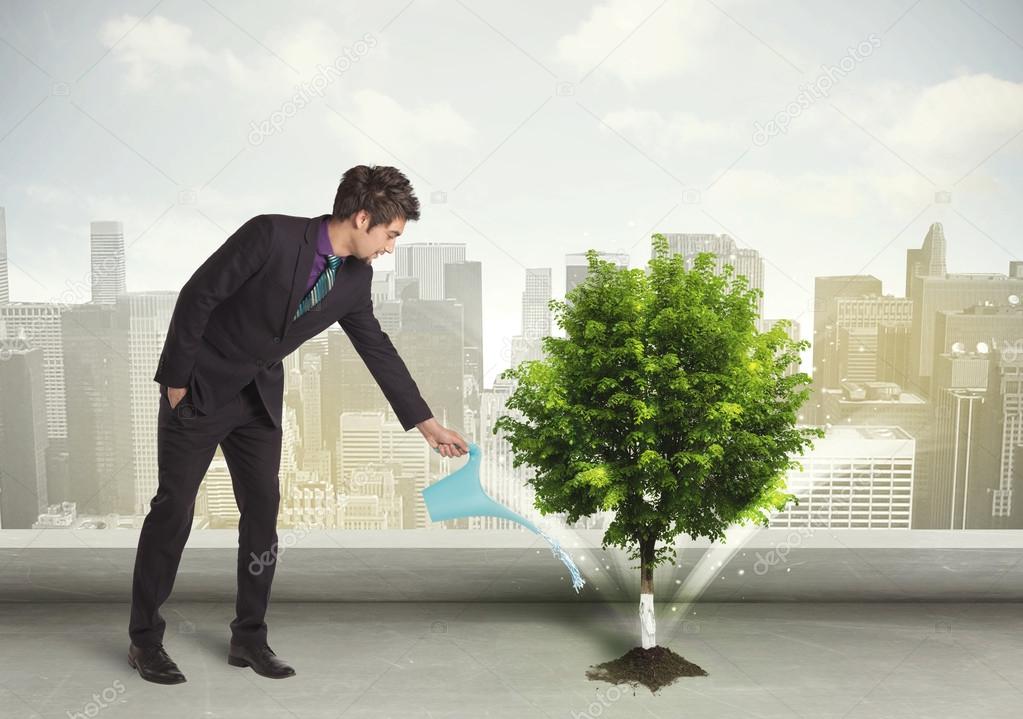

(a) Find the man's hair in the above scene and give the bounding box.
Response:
[333,165,420,229]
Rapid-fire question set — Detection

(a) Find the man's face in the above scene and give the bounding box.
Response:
[354,210,404,264]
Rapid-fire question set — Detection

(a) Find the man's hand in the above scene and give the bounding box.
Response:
[166,386,187,410]
[416,417,468,458]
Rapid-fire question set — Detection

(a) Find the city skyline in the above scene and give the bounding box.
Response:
[2,204,1022,532]
[2,0,1022,534]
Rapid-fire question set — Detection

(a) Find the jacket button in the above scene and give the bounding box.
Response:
[273,336,280,343]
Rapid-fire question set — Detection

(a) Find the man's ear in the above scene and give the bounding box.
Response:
[355,209,369,229]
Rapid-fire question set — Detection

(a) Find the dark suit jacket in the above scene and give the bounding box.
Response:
[153,213,433,431]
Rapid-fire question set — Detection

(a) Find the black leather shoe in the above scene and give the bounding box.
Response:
[227,642,296,678]
[128,643,187,685]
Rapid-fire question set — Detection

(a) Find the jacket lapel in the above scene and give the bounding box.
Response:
[283,214,359,336]
[282,215,322,337]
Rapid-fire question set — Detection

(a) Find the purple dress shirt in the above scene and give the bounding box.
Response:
[305,217,345,293]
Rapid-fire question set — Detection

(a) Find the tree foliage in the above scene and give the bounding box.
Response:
[493,234,823,571]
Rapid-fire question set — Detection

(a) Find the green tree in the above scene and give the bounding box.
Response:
[494,234,823,648]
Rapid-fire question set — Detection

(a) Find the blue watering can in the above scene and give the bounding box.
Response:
[422,442,585,592]
[423,442,540,532]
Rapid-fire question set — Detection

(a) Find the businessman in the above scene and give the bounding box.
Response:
[128,165,468,684]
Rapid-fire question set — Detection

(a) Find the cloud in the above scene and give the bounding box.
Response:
[556,0,718,84]
[98,14,221,91]
[97,13,373,93]
[881,73,1023,164]
[601,107,744,148]
[807,72,1023,187]
[321,89,477,180]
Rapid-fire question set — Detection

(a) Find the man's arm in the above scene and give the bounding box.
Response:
[155,215,273,387]
[337,292,434,432]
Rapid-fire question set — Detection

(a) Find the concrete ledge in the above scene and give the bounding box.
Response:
[1,529,1021,602]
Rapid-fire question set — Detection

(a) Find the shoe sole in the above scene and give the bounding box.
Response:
[228,654,295,678]
[128,653,187,685]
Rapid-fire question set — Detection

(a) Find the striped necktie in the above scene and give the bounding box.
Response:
[293,255,343,320]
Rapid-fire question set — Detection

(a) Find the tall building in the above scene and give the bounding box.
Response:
[510,267,552,367]
[444,260,484,440]
[336,412,434,529]
[199,456,239,528]
[0,343,49,528]
[833,296,914,384]
[770,426,914,529]
[477,377,543,531]
[397,299,464,433]
[811,276,883,388]
[390,244,472,435]
[90,221,126,305]
[0,302,70,440]
[444,261,483,362]
[928,350,992,529]
[911,273,1023,391]
[656,233,765,328]
[819,380,932,528]
[565,250,629,295]
[395,243,466,300]
[877,320,914,388]
[984,348,1023,528]
[906,224,1023,390]
[905,222,947,300]
[0,206,9,305]
[931,301,1023,398]
[61,303,134,515]
[126,292,178,516]
[810,276,884,424]
[339,467,402,529]
[300,353,324,456]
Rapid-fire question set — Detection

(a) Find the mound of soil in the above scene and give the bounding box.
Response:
[585,646,707,693]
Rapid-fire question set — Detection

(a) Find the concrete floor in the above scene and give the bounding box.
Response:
[1,602,1021,719]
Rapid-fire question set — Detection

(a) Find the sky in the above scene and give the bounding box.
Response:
[1,0,1021,386]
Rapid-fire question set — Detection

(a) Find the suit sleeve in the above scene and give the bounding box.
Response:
[337,278,434,432]
[154,215,273,387]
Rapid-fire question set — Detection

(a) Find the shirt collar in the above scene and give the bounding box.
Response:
[317,216,333,255]
[318,215,339,258]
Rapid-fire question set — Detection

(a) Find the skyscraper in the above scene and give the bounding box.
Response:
[395,243,466,300]
[125,292,178,516]
[0,302,69,440]
[0,343,49,528]
[656,233,765,328]
[0,206,9,305]
[565,250,629,295]
[905,223,1023,390]
[90,221,126,305]
[983,347,1023,528]
[511,267,551,366]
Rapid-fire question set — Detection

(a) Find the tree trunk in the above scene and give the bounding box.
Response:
[639,536,656,648]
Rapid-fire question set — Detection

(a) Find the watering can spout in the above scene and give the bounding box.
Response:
[422,442,540,534]
[421,442,587,593]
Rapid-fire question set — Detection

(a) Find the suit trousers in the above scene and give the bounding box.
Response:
[129,378,283,649]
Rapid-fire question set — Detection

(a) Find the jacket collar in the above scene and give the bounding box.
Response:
[282,214,361,335]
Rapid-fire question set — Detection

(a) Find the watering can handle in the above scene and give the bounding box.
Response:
[432,442,479,456]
